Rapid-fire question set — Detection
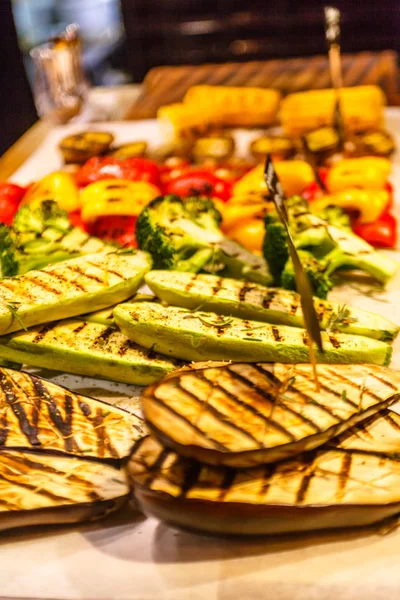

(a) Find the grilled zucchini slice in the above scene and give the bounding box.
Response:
[145,271,399,342]
[129,435,400,536]
[0,367,143,460]
[59,131,114,163]
[0,319,180,385]
[250,135,295,161]
[0,450,129,532]
[140,362,400,467]
[113,302,392,366]
[0,250,152,335]
[192,135,234,162]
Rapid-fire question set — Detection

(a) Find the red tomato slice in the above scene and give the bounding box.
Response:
[90,215,138,247]
[0,182,27,225]
[165,170,232,202]
[76,157,161,188]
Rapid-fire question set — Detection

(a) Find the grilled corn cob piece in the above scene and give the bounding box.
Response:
[184,85,281,128]
[281,85,385,137]
[157,103,215,141]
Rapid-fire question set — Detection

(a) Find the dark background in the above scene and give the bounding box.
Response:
[1,0,400,154]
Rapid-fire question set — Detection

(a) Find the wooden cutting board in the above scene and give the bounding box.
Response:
[126,50,400,120]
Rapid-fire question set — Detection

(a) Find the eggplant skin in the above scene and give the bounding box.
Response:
[0,497,127,533]
[129,436,400,536]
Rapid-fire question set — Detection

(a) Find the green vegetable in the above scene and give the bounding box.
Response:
[263,195,398,297]
[136,195,272,285]
[0,250,152,335]
[0,318,179,385]
[145,270,399,341]
[114,302,392,366]
[0,200,112,278]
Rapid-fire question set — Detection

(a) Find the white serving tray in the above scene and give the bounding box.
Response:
[2,113,400,600]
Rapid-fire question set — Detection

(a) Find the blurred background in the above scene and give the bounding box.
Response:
[2,0,400,152]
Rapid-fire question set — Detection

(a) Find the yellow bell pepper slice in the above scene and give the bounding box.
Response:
[326,157,391,193]
[220,203,268,232]
[229,218,265,252]
[22,172,80,212]
[80,179,161,222]
[233,161,315,198]
[312,188,390,224]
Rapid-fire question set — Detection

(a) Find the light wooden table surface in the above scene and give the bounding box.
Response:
[0,84,142,181]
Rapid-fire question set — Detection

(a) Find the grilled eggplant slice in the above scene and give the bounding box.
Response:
[59,131,114,164]
[0,319,180,385]
[0,450,129,532]
[114,302,392,366]
[108,141,148,159]
[0,367,143,460]
[141,362,400,467]
[0,251,152,335]
[129,435,400,536]
[334,408,400,455]
[145,271,399,342]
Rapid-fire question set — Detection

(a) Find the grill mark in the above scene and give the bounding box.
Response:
[184,273,198,293]
[177,381,261,445]
[179,461,202,498]
[329,335,341,349]
[256,364,341,420]
[383,412,400,431]
[145,447,171,488]
[223,368,298,440]
[365,371,398,391]
[44,270,87,292]
[0,454,100,501]
[260,463,277,497]
[32,323,58,344]
[86,262,126,281]
[32,379,78,453]
[149,394,228,451]
[79,400,92,417]
[233,365,323,431]
[118,339,137,356]
[262,291,276,309]
[324,368,383,402]
[290,303,298,315]
[91,327,115,347]
[130,435,148,456]
[271,326,283,342]
[67,265,104,284]
[212,278,223,296]
[91,408,114,458]
[317,381,358,409]
[0,373,40,446]
[0,409,8,445]
[23,276,62,296]
[218,468,236,501]
[337,452,352,495]
[73,322,88,335]
[296,456,317,503]
[302,331,309,346]
[0,470,72,503]
[238,283,255,302]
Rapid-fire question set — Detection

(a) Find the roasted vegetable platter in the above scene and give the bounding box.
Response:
[1,111,400,600]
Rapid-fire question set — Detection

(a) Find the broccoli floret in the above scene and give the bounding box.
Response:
[311,206,352,231]
[0,200,111,278]
[136,195,272,285]
[184,197,222,229]
[263,195,398,297]
[281,250,334,300]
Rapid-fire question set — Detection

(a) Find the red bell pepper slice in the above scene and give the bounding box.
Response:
[0,182,27,225]
[352,211,397,249]
[165,169,232,202]
[76,157,161,188]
